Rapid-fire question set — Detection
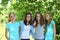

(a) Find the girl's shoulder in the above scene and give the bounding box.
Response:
[51,20,55,25]
[6,22,11,28]
[6,22,11,25]
[19,20,24,23]
[15,21,20,25]
[19,20,25,26]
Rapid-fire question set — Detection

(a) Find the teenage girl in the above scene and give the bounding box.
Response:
[33,12,45,40]
[45,13,56,40]
[5,12,19,40]
[19,12,34,40]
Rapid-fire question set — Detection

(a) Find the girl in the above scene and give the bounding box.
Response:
[33,12,45,40]
[5,12,19,40]
[19,12,34,40]
[45,13,56,40]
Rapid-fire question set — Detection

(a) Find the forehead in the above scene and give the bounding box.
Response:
[27,14,31,16]
[10,14,15,16]
[36,14,40,16]
[46,14,50,16]
[37,14,40,15]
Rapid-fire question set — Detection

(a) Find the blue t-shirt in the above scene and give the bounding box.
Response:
[6,22,19,40]
[45,20,55,40]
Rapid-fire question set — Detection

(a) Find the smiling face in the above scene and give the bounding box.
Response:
[36,14,41,21]
[26,14,31,22]
[9,13,15,21]
[24,13,32,25]
[33,13,44,27]
[45,13,51,21]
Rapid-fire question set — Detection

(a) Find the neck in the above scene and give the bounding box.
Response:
[48,20,50,24]
[38,20,40,24]
[27,21,29,25]
[11,20,15,23]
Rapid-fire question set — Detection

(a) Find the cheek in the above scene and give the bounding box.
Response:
[12,17,15,19]
[47,16,50,19]
[26,17,31,20]
[45,16,48,20]
[28,17,31,20]
[36,17,40,19]
[46,16,50,20]
[46,15,50,19]
[46,16,47,19]
[46,15,48,18]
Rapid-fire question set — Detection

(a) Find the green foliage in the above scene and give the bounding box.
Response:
[0,0,60,34]
[1,0,8,6]
[56,35,60,40]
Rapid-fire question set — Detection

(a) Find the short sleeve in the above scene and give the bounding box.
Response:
[30,25,34,38]
[19,21,23,28]
[51,20,55,25]
[17,22,20,26]
[19,22,21,27]
[6,23,9,30]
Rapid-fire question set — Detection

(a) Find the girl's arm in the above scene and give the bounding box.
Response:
[30,26,35,39]
[5,29,8,40]
[53,24,56,40]
[44,24,46,35]
[19,27,20,39]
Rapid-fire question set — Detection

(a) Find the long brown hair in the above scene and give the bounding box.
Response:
[45,12,51,25]
[33,12,44,27]
[24,12,32,25]
[8,12,15,22]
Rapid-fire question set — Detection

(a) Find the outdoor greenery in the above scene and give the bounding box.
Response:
[0,0,60,40]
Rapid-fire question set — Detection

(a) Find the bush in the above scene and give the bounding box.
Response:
[0,0,60,34]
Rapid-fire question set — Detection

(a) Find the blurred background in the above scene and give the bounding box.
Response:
[0,0,60,40]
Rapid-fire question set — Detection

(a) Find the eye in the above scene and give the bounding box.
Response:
[10,16,15,18]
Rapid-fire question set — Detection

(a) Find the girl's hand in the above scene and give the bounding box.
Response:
[53,24,56,40]
[33,21,36,27]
